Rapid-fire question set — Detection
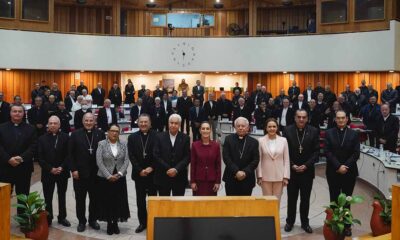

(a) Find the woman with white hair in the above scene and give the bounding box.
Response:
[151,97,166,132]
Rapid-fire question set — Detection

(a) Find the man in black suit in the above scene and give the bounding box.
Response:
[150,97,166,132]
[324,85,337,108]
[74,100,92,130]
[307,99,322,129]
[316,92,328,114]
[232,98,252,124]
[277,98,294,131]
[292,94,309,112]
[203,93,218,140]
[381,82,398,113]
[233,82,242,95]
[303,84,316,102]
[31,83,43,104]
[222,117,259,196]
[216,92,232,120]
[360,96,381,147]
[0,92,11,124]
[288,81,300,102]
[161,93,172,130]
[251,83,262,109]
[254,101,273,130]
[108,83,122,107]
[359,79,368,97]
[231,89,242,109]
[138,84,146,99]
[377,104,399,153]
[153,114,190,196]
[27,96,48,137]
[314,81,325,96]
[130,98,146,128]
[349,88,367,117]
[192,80,205,105]
[38,116,71,227]
[274,88,289,107]
[283,109,319,234]
[325,110,360,237]
[176,90,193,135]
[77,80,88,96]
[142,89,154,111]
[54,101,72,134]
[91,82,105,106]
[69,112,105,232]
[153,84,165,99]
[97,99,117,132]
[189,99,206,141]
[341,84,354,103]
[0,105,37,214]
[50,83,63,103]
[260,86,273,105]
[127,114,157,233]
[366,84,379,100]
[65,90,76,112]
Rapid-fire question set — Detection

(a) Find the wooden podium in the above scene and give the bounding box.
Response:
[0,183,11,239]
[147,196,281,240]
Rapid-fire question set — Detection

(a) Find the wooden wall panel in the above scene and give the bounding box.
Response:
[54,4,112,34]
[317,0,392,34]
[0,70,121,103]
[257,5,315,34]
[248,72,400,101]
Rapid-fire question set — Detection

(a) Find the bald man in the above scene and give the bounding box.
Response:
[69,112,105,232]
[38,116,71,226]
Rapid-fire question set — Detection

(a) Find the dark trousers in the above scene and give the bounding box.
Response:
[225,181,253,196]
[286,175,313,226]
[367,132,376,147]
[1,171,32,215]
[191,126,200,141]
[135,177,157,226]
[327,174,356,203]
[158,182,186,196]
[180,115,190,135]
[73,178,97,224]
[42,177,68,221]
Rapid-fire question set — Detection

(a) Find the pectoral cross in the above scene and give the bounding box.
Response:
[299,145,303,154]
[143,152,147,158]
[89,148,93,155]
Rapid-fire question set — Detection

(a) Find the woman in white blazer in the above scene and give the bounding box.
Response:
[257,118,290,201]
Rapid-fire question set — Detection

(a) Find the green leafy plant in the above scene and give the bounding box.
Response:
[374,195,392,225]
[324,193,364,235]
[12,191,46,232]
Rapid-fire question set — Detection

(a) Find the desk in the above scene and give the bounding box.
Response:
[358,145,400,198]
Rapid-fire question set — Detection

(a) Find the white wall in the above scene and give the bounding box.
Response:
[394,21,400,71]
[0,21,399,72]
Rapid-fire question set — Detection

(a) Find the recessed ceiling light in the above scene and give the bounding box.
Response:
[356,71,360,73]
[283,71,287,74]
[233,72,237,75]
[215,72,219,74]
[80,70,85,72]
[5,68,11,71]
[389,70,394,73]
[148,71,153,73]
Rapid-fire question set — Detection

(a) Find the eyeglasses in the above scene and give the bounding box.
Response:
[109,130,120,133]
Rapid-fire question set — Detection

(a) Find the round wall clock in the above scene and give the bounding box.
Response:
[171,42,196,67]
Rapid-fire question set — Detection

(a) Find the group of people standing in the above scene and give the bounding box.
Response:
[0,78,397,238]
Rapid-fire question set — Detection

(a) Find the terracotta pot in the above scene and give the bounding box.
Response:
[25,211,49,240]
[370,200,391,237]
[323,209,345,240]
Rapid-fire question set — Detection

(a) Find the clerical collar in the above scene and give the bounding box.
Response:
[236,134,246,140]
[140,131,148,136]
[337,126,346,131]
[85,128,93,133]
[296,126,305,131]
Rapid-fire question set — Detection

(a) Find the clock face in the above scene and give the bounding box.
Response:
[171,42,196,67]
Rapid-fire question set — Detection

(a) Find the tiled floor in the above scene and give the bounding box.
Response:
[10,137,378,240]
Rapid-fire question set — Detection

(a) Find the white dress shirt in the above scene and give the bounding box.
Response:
[169,132,177,147]
[106,107,112,124]
[307,90,312,102]
[110,142,118,157]
[281,108,288,126]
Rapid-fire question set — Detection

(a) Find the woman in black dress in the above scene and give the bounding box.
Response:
[96,124,130,235]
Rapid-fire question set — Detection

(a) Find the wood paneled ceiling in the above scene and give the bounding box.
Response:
[55,0,316,9]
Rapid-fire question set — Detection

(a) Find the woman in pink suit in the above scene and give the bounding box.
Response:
[257,118,290,201]
[190,122,221,196]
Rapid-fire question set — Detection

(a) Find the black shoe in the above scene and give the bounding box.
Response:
[113,222,120,234]
[77,223,86,232]
[58,219,71,227]
[107,223,113,235]
[89,221,100,230]
[47,219,52,226]
[301,225,313,234]
[344,228,352,237]
[135,224,146,233]
[284,223,293,232]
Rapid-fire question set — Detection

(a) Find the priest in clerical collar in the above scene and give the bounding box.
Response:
[222,117,259,196]
[324,110,360,237]
[282,109,320,234]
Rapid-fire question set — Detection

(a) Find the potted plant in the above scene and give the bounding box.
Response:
[370,195,391,236]
[323,193,364,240]
[13,191,49,240]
